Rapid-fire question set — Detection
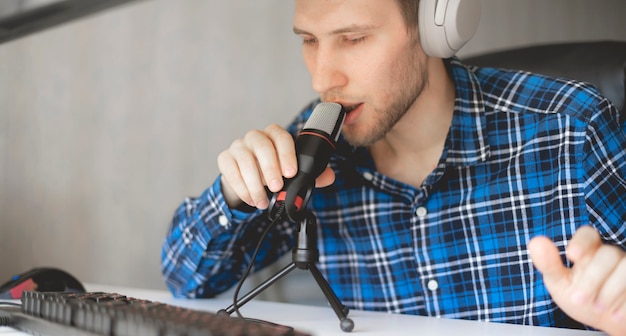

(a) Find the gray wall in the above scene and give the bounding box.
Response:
[1,0,624,302]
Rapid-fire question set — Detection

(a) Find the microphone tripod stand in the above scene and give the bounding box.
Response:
[218,210,355,332]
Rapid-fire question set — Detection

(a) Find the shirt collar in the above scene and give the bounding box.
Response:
[336,58,491,168]
[444,58,490,167]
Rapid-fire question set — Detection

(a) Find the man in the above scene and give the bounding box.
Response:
[161,0,626,334]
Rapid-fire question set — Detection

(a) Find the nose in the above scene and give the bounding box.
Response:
[307,45,348,95]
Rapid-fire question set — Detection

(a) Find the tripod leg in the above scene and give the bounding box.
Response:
[309,265,354,332]
[220,263,298,315]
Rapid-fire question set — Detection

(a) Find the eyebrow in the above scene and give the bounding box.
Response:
[293,24,379,36]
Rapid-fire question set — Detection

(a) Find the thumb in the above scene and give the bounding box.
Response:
[314,166,336,188]
[528,236,571,287]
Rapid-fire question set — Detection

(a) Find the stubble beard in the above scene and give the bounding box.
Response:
[344,52,429,148]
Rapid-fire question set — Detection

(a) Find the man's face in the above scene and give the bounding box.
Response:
[293,0,429,147]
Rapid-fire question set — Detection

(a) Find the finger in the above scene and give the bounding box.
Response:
[217,150,254,207]
[227,135,270,209]
[244,128,285,194]
[528,236,571,289]
[594,250,626,312]
[610,293,626,327]
[571,243,622,307]
[566,225,602,263]
[562,226,604,305]
[314,166,336,188]
[600,291,626,336]
[265,124,298,179]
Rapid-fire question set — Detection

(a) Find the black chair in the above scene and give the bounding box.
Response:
[464,41,626,116]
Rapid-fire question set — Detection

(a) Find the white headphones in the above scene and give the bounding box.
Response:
[418,0,481,58]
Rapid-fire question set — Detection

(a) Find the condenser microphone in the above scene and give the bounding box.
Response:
[269,102,345,222]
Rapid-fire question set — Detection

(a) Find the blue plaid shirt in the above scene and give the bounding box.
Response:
[161,59,626,328]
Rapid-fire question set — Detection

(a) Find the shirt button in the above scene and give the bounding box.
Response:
[218,215,229,227]
[427,279,439,291]
[415,206,428,218]
[363,172,374,181]
[182,229,192,246]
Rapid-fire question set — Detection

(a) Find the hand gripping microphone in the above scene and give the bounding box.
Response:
[269,102,345,222]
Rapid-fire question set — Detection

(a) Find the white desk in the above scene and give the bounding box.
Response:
[0,283,607,336]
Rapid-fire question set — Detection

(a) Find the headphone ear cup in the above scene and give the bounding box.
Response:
[418,0,481,58]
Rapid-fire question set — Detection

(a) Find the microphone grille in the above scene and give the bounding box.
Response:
[303,102,346,141]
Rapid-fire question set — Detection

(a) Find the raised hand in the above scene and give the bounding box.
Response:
[217,124,335,210]
[528,226,626,335]
[217,124,298,209]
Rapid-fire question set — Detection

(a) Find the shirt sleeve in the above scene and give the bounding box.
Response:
[160,175,297,298]
[583,97,626,247]
[160,100,319,298]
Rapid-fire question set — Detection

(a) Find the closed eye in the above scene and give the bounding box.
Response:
[345,35,368,45]
[302,37,317,45]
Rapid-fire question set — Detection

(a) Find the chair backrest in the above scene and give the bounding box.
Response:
[464,41,626,117]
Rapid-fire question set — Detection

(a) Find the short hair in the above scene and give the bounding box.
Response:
[395,0,420,36]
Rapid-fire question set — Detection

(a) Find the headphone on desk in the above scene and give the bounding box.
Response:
[418,0,481,58]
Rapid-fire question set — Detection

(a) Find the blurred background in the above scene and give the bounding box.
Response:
[0,0,624,304]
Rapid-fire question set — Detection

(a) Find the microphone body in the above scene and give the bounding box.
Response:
[271,102,345,221]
